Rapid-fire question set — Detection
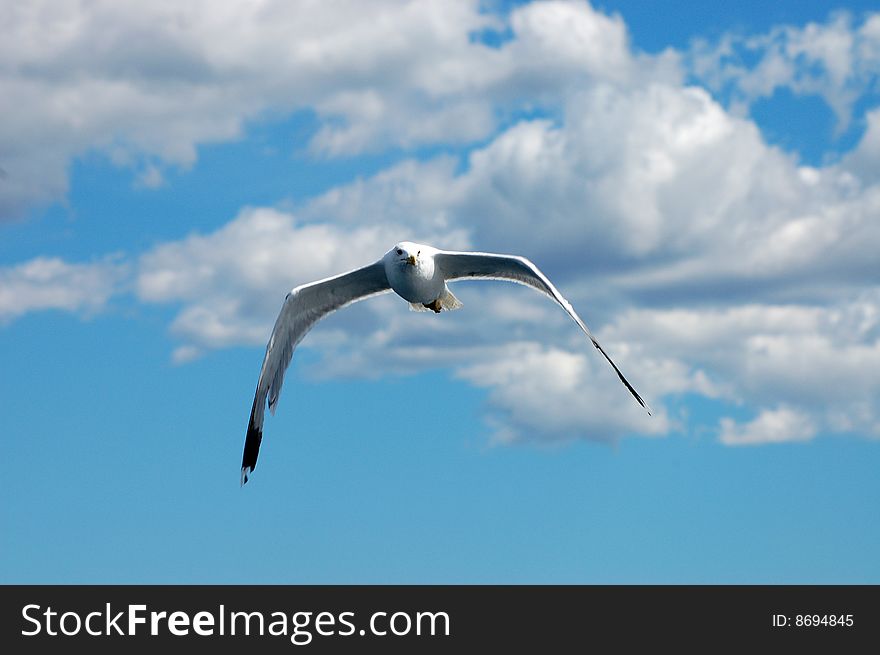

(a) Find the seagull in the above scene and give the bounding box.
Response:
[241,241,650,485]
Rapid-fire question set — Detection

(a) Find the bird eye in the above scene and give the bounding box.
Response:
[396,249,403,255]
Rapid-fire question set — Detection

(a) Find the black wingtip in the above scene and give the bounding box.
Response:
[241,405,263,486]
[621,374,652,416]
[591,339,652,416]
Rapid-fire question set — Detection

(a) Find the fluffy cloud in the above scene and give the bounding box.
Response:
[0,256,125,324]
[610,298,880,442]
[0,0,687,221]
[455,342,668,444]
[5,2,880,447]
[842,107,880,182]
[133,4,880,445]
[689,11,880,129]
[137,207,408,351]
[2,1,874,224]
[0,0,496,218]
[719,406,818,446]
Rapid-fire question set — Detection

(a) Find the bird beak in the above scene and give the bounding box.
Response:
[407,255,417,266]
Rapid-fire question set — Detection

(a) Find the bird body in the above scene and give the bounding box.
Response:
[240,241,649,485]
[383,242,444,306]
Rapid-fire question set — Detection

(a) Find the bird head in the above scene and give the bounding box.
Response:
[390,242,420,266]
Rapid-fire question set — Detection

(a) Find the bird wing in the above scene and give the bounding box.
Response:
[434,250,650,415]
[242,261,391,484]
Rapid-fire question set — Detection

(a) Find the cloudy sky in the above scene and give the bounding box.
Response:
[2,0,879,583]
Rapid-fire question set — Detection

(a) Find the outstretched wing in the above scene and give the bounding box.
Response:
[242,261,391,485]
[434,250,650,415]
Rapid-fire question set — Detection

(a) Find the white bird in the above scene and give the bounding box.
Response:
[241,241,649,485]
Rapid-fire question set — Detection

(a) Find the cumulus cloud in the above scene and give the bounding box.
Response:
[610,299,880,440]
[0,0,686,221]
[689,11,880,131]
[4,1,880,447]
[134,201,669,441]
[0,0,500,218]
[455,342,668,444]
[0,256,125,324]
[131,1,880,446]
[842,107,880,182]
[136,207,414,348]
[719,406,818,446]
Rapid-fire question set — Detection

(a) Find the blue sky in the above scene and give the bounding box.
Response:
[2,0,879,583]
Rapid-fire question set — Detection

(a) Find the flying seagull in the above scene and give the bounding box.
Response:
[241,241,650,485]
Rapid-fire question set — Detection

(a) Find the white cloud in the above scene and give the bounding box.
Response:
[842,107,880,182]
[0,0,501,218]
[130,13,880,445]
[134,199,674,445]
[264,66,880,444]
[455,84,776,263]
[504,0,633,83]
[688,11,880,131]
[5,2,880,448]
[0,256,125,323]
[136,206,414,348]
[455,342,668,444]
[610,300,880,440]
[299,156,470,237]
[719,406,818,446]
[0,0,684,220]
